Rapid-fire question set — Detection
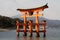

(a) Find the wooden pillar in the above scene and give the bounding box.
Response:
[16,20,20,36]
[28,20,33,37]
[23,12,27,36]
[16,26,19,36]
[42,20,46,37]
[35,11,40,37]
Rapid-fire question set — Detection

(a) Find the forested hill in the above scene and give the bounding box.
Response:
[0,15,60,29]
[0,15,23,29]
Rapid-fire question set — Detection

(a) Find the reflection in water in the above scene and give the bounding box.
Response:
[35,37,46,40]
[29,37,32,40]
[16,36,46,40]
[23,36,27,40]
[36,37,39,40]
[16,36,20,40]
[42,37,46,40]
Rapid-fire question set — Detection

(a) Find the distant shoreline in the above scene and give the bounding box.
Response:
[0,28,10,32]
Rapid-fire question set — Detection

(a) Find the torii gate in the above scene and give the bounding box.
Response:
[16,3,48,37]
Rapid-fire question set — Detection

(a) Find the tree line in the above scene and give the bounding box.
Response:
[0,15,23,29]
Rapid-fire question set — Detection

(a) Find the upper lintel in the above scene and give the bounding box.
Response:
[17,3,48,12]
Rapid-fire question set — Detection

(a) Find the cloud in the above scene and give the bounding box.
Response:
[0,0,60,20]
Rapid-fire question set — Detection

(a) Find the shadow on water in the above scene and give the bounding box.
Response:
[16,36,46,40]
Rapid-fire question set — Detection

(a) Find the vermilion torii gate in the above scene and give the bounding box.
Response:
[16,3,48,37]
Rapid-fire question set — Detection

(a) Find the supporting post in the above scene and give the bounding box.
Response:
[42,20,46,37]
[16,20,20,36]
[23,12,27,36]
[28,20,33,37]
[35,11,40,37]
[16,26,19,36]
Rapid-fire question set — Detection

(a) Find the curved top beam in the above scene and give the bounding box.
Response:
[17,3,48,12]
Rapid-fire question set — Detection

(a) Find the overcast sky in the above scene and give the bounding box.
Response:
[0,0,60,20]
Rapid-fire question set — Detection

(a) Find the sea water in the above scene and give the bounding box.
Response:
[0,27,60,40]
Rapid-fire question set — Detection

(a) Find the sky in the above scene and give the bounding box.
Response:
[0,0,60,20]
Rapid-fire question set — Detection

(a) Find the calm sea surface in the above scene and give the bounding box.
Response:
[0,27,60,40]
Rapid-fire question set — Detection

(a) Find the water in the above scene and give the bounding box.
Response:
[0,28,60,40]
